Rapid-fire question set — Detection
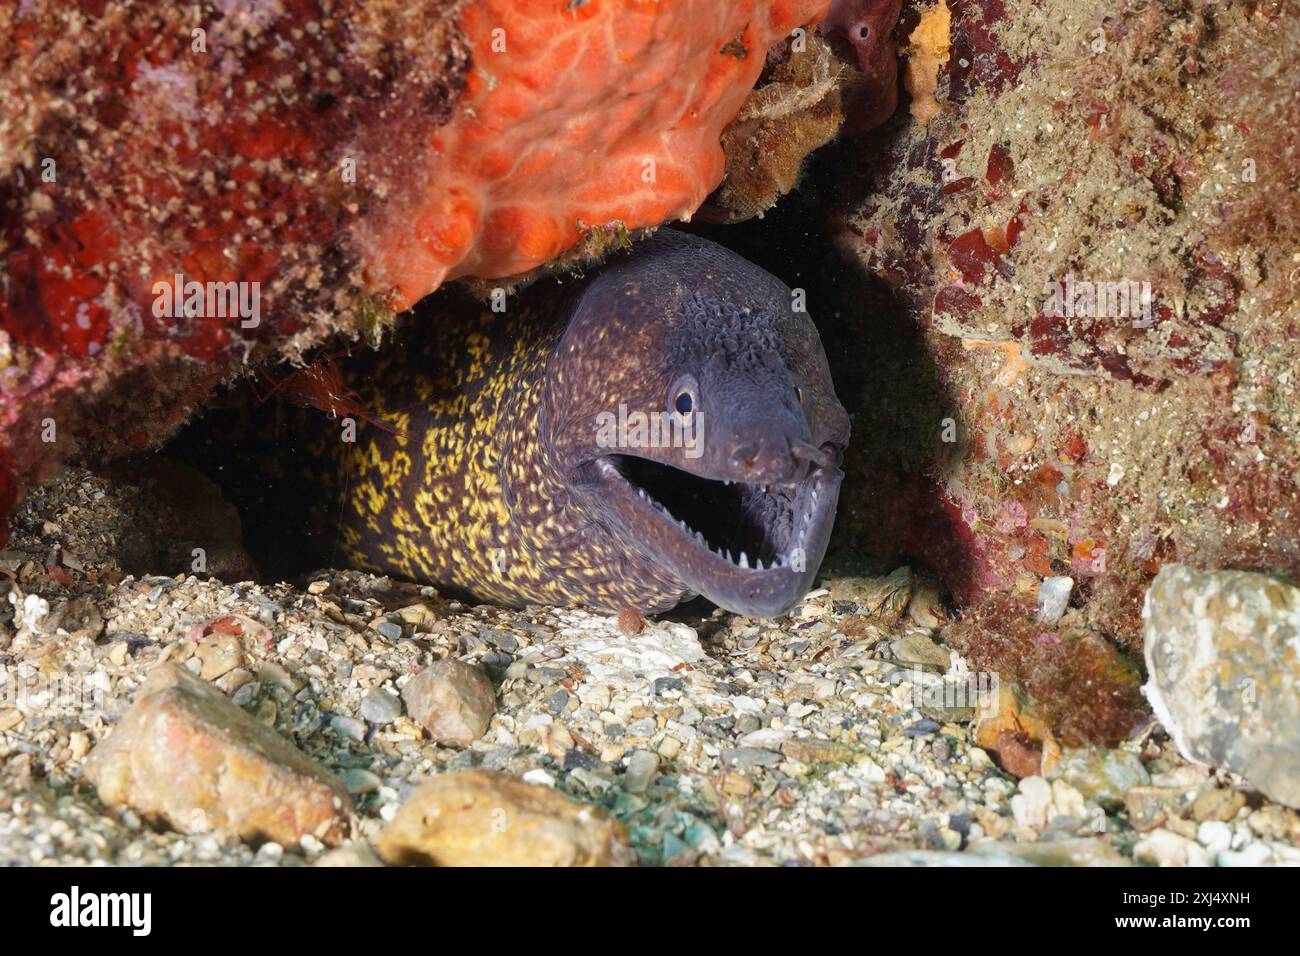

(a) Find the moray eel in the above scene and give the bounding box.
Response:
[337,230,850,618]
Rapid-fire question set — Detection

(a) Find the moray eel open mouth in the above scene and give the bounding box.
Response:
[586,441,845,618]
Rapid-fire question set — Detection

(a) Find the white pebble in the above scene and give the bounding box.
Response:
[1197,820,1233,855]
[1037,576,1073,624]
[523,768,556,788]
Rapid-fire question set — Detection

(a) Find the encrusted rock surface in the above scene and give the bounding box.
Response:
[808,0,1299,738]
[3,468,1299,866]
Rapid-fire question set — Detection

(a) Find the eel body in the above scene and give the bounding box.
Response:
[335,230,850,618]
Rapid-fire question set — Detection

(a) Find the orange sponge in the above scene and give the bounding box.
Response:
[363,0,832,308]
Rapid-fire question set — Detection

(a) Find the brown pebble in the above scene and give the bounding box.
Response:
[617,608,646,636]
[401,658,496,747]
[992,730,1043,779]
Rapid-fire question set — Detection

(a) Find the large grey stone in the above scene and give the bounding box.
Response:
[1143,564,1300,808]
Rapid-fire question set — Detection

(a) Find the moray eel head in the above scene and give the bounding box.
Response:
[550,231,851,618]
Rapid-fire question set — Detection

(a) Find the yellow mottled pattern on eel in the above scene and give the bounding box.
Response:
[336,305,687,612]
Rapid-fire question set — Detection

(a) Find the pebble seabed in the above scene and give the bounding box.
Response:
[1,470,1297,867]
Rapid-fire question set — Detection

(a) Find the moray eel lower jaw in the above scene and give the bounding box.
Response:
[583,441,845,619]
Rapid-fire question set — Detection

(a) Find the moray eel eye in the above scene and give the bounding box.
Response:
[669,374,698,421]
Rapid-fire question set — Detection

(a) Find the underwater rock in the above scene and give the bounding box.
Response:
[1049,747,1149,812]
[1143,564,1300,808]
[830,565,916,624]
[84,663,352,846]
[972,683,1061,778]
[1132,829,1211,868]
[833,0,1299,732]
[402,658,497,748]
[1036,576,1073,625]
[377,770,630,867]
[947,593,1146,749]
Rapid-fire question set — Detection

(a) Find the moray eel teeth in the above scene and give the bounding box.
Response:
[579,440,844,618]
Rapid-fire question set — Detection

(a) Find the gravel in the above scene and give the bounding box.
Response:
[2,468,1298,866]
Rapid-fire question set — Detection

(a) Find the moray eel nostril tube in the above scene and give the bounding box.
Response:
[337,229,850,619]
